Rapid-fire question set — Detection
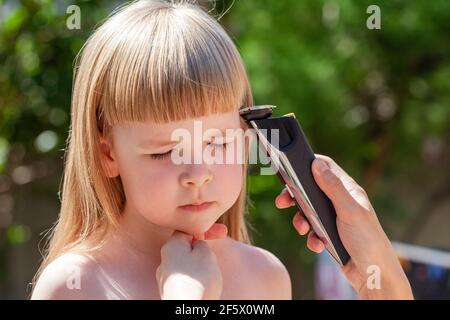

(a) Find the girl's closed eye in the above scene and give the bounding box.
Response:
[149,150,172,160]
[148,142,231,161]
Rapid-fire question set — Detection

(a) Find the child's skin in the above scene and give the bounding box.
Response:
[31,110,291,299]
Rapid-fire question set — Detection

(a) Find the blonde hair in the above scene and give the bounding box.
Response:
[31,0,254,293]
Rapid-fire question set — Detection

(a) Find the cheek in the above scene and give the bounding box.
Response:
[137,170,175,202]
[118,158,177,214]
[213,164,243,207]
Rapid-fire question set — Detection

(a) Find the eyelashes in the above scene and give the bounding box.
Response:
[149,142,231,161]
[149,150,172,160]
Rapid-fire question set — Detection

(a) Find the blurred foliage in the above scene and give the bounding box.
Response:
[0,0,449,298]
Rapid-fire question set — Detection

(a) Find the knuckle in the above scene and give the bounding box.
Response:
[355,185,368,198]
[360,202,375,216]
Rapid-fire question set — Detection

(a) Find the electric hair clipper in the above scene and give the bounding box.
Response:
[239,105,350,266]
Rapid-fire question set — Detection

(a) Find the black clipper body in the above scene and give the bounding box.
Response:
[239,105,350,266]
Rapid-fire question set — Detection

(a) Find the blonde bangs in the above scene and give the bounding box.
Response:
[94,2,250,129]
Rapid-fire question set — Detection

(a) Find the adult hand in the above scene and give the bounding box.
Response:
[275,154,413,299]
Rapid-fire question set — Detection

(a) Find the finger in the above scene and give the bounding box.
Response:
[171,230,195,242]
[204,223,228,240]
[315,154,352,180]
[292,212,310,236]
[163,230,194,254]
[192,239,212,255]
[315,154,366,197]
[307,231,325,253]
[311,157,358,217]
[193,233,205,241]
[275,187,296,209]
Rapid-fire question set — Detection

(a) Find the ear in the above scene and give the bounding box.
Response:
[99,134,120,178]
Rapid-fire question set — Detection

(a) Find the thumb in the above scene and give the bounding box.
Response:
[204,223,228,240]
[194,223,228,241]
[311,158,356,219]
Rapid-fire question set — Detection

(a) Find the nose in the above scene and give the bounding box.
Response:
[179,164,213,188]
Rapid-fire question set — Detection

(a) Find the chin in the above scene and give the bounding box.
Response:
[173,218,218,236]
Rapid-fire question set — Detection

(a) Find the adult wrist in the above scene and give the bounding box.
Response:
[360,263,413,300]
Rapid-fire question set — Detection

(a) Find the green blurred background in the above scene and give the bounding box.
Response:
[0,0,449,299]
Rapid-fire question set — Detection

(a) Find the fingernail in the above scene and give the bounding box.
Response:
[315,159,329,174]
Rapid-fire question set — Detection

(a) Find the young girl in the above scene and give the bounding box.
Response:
[30,0,292,299]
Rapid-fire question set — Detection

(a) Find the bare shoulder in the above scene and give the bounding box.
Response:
[31,252,105,300]
[219,237,292,299]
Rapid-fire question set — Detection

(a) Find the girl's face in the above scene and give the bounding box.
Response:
[102,111,244,236]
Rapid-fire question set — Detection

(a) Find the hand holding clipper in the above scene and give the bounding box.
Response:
[239,105,351,266]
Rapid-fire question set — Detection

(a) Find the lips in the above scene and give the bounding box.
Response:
[179,201,214,212]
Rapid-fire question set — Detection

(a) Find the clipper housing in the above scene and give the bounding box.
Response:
[240,105,350,266]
